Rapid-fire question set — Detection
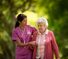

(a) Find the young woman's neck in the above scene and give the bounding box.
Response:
[19,25,26,30]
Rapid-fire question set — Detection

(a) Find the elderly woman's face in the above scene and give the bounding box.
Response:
[38,22,47,33]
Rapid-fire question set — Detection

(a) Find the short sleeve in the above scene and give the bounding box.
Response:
[12,29,19,41]
[32,27,37,35]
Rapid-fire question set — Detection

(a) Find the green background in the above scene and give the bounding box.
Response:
[0,0,68,59]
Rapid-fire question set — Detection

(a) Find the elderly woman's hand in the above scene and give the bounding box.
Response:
[27,41,36,50]
[24,41,36,47]
[57,58,60,59]
[56,57,60,59]
[28,41,36,45]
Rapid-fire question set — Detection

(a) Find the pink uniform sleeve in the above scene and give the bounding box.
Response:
[12,29,19,41]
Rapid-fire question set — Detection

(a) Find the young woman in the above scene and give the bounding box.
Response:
[12,14,36,59]
[32,17,60,59]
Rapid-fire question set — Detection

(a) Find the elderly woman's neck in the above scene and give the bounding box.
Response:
[39,29,46,34]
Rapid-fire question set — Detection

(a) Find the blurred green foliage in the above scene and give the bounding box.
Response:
[0,0,68,59]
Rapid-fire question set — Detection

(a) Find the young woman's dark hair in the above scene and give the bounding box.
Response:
[15,14,27,28]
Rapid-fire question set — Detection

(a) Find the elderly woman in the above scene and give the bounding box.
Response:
[31,17,60,59]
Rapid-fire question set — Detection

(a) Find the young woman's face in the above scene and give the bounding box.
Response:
[20,18,27,27]
[38,22,47,33]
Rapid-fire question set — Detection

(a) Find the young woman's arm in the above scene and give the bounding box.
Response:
[15,39,28,47]
[28,30,37,50]
[12,30,29,47]
[29,30,37,46]
[16,39,36,47]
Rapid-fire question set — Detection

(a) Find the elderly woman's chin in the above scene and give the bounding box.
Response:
[39,29,45,34]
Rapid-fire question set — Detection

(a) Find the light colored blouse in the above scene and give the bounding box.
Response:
[36,29,48,59]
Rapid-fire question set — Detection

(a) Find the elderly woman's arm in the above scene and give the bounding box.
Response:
[51,31,60,59]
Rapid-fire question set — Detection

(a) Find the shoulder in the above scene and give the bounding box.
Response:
[27,25,37,31]
[26,25,30,27]
[12,27,19,33]
[27,25,36,29]
[48,30,54,35]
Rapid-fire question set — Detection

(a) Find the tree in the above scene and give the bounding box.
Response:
[0,0,68,59]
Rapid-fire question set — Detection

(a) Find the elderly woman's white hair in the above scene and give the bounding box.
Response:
[37,17,48,27]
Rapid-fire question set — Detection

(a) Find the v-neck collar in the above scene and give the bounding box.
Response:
[38,29,49,35]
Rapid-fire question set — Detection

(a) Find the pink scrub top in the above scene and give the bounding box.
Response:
[12,25,36,59]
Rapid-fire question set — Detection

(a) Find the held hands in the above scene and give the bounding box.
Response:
[28,41,36,45]
[57,57,60,59]
[24,41,36,46]
[28,41,36,50]
[23,41,36,50]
